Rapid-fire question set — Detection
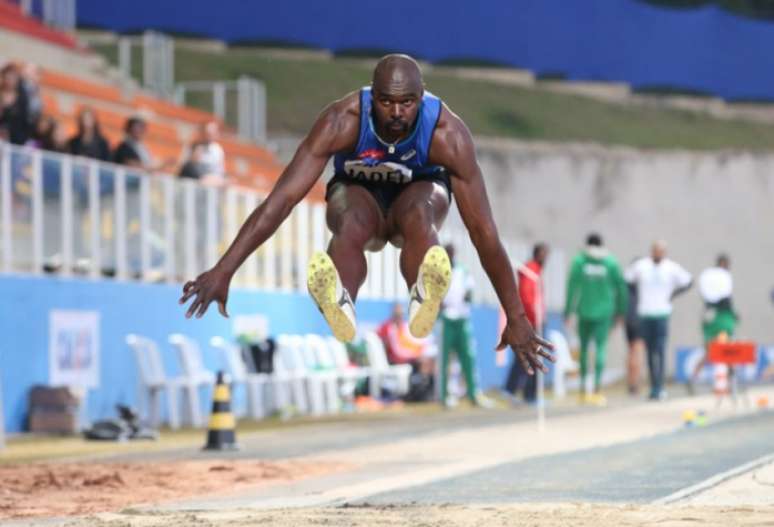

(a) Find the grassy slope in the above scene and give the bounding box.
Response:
[95,44,774,150]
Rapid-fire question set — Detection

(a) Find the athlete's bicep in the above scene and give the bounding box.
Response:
[438,128,498,243]
[272,102,357,204]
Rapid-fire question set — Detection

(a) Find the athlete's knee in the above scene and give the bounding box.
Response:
[397,201,436,239]
[333,211,378,247]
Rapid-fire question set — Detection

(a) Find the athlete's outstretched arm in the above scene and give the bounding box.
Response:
[430,110,554,374]
[179,96,359,318]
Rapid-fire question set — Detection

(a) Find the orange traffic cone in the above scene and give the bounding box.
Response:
[203,371,238,451]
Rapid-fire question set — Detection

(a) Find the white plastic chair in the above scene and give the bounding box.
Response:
[275,334,313,415]
[210,336,272,420]
[167,334,216,428]
[363,331,412,397]
[326,336,371,382]
[280,334,334,416]
[126,334,181,429]
[304,334,343,414]
[547,329,578,399]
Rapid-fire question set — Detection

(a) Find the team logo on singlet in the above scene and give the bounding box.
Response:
[344,148,414,184]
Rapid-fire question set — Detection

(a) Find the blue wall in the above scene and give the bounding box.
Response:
[78,0,774,100]
[0,275,502,433]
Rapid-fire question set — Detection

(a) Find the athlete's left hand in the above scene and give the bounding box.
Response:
[497,315,555,375]
[179,266,232,319]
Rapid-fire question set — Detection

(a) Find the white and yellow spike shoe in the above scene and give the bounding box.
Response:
[408,245,452,338]
[307,251,356,342]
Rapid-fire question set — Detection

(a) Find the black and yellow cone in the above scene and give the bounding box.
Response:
[203,371,238,451]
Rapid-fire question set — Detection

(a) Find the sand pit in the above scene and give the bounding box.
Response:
[58,503,774,526]
[0,459,347,519]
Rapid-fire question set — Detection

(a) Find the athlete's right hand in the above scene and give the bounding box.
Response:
[179,266,232,319]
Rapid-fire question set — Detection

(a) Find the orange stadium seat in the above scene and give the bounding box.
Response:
[39,69,123,105]
[133,94,220,126]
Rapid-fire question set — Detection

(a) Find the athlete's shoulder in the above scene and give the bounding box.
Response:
[427,102,475,165]
[308,91,361,154]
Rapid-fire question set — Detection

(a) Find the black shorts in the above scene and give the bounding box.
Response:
[625,320,642,343]
[325,169,452,216]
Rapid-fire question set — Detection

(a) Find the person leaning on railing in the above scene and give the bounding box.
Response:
[68,107,111,162]
[113,116,176,173]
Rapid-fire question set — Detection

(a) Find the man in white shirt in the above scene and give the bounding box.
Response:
[196,121,225,183]
[625,240,692,400]
[440,244,489,407]
[689,254,738,392]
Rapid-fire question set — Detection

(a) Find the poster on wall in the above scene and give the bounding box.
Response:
[49,310,100,388]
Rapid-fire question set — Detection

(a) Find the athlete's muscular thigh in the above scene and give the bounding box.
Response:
[386,181,450,247]
[326,183,388,251]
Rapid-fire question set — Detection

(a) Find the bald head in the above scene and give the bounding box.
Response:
[372,54,423,94]
[651,240,667,263]
[370,54,424,140]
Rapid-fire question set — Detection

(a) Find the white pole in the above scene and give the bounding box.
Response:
[60,155,73,276]
[1,143,12,273]
[205,185,218,269]
[163,177,175,283]
[114,168,127,280]
[88,162,101,279]
[31,150,43,274]
[139,176,151,280]
[183,181,196,281]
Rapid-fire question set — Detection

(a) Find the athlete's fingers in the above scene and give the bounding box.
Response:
[496,333,507,351]
[195,297,211,319]
[179,288,197,305]
[185,297,202,319]
[533,335,555,350]
[517,349,534,376]
[537,346,556,362]
[217,299,229,318]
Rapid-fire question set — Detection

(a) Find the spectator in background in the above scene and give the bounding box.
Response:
[625,257,645,396]
[178,142,209,180]
[626,240,692,401]
[0,63,33,145]
[439,244,491,408]
[18,63,42,131]
[114,116,174,172]
[378,303,435,401]
[688,253,738,393]
[195,120,225,181]
[504,242,549,404]
[68,107,111,161]
[40,118,67,153]
[564,233,627,406]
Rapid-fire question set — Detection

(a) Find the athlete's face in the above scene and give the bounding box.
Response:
[371,84,422,140]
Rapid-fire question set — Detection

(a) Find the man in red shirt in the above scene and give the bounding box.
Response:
[503,243,549,403]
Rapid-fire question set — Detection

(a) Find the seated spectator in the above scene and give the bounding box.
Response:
[68,107,110,161]
[40,118,67,153]
[0,63,33,145]
[113,116,174,172]
[195,120,225,180]
[178,142,224,185]
[378,303,429,365]
[377,303,436,401]
[26,114,55,149]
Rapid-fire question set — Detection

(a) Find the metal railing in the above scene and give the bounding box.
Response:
[0,141,565,308]
[174,77,267,144]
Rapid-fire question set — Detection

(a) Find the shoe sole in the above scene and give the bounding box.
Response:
[409,245,452,338]
[307,252,356,342]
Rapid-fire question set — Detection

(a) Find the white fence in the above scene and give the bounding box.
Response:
[0,141,566,309]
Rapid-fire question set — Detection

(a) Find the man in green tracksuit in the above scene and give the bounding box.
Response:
[564,233,628,405]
